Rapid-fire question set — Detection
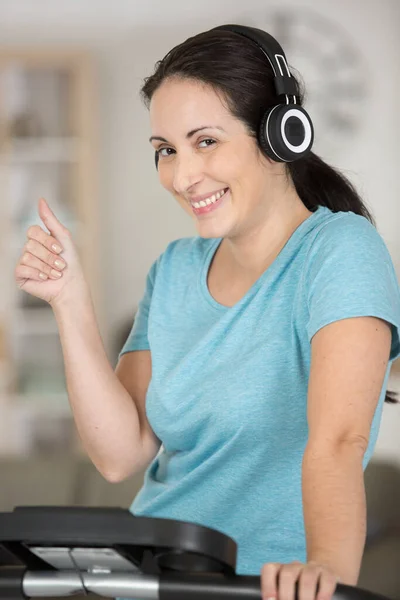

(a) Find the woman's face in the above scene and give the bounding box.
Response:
[149,77,279,240]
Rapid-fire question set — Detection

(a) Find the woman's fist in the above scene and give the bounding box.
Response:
[15,198,89,308]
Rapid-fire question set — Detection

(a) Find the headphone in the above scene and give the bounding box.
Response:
[154,23,314,169]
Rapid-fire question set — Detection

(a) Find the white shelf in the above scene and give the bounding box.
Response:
[2,136,80,163]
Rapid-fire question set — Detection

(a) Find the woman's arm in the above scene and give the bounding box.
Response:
[261,316,392,600]
[302,435,366,583]
[54,300,158,481]
[302,315,392,584]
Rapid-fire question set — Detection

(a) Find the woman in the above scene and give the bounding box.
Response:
[15,24,400,600]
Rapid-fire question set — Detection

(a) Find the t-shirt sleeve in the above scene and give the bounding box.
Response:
[118,258,159,358]
[304,214,400,361]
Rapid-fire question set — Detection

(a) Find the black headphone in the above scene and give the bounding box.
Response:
[154,23,314,169]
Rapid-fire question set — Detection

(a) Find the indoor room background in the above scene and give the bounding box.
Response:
[0,0,399,597]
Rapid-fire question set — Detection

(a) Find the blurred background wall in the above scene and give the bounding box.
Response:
[0,0,399,596]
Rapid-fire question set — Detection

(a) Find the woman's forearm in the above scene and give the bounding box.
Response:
[301,440,367,584]
[53,293,143,480]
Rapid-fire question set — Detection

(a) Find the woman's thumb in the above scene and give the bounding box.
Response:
[38,197,67,237]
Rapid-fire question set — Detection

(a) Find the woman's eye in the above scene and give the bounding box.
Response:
[156,139,215,159]
[198,138,216,148]
[158,147,174,157]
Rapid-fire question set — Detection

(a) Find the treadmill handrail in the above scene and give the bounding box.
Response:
[1,570,392,600]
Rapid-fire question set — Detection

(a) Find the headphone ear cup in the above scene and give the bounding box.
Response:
[259,107,283,162]
[259,104,314,163]
[155,151,159,170]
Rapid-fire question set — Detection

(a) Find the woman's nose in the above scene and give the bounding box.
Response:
[172,152,203,194]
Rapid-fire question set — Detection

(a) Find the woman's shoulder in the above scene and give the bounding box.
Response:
[308,207,390,259]
[303,207,398,293]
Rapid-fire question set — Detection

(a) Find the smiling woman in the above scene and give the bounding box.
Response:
[108,25,400,600]
[114,24,400,595]
[112,24,400,597]
[10,17,400,600]
[13,21,399,600]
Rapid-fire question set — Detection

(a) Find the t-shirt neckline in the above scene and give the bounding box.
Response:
[199,205,326,311]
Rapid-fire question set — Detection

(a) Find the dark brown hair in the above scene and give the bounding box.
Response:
[140,27,397,403]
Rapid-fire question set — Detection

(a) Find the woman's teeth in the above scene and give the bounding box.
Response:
[192,187,228,209]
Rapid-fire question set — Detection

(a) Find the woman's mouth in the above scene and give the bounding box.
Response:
[190,187,230,216]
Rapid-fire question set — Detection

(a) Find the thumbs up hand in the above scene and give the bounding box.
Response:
[15,198,90,309]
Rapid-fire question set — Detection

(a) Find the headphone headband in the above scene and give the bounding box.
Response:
[212,24,298,104]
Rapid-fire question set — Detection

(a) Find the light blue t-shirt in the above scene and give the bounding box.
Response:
[119,205,400,576]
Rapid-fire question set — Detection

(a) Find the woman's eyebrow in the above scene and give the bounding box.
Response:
[149,125,225,144]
